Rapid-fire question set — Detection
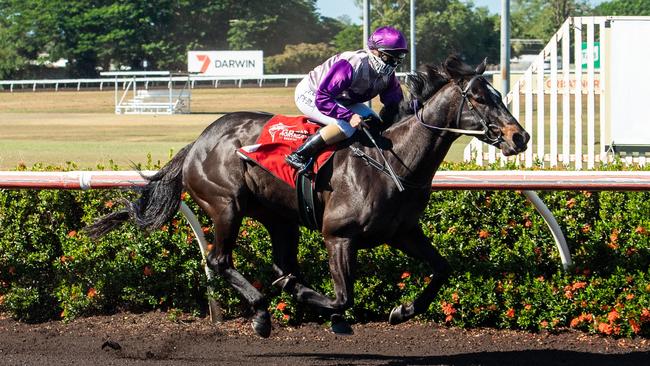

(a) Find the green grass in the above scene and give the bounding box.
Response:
[0,88,471,169]
[1,86,598,170]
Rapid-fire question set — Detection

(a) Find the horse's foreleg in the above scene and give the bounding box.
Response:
[388,226,451,325]
[202,199,271,338]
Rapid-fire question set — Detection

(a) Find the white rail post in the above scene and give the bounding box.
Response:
[574,18,583,170]
[562,20,571,166]
[178,202,222,323]
[536,53,545,166]
[598,18,607,164]
[523,191,572,270]
[524,70,534,167]
[550,33,559,167]
[586,18,596,169]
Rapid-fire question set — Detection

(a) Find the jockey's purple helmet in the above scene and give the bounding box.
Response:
[367,26,408,52]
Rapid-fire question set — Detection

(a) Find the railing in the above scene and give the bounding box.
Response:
[2,169,650,272]
[0,71,499,93]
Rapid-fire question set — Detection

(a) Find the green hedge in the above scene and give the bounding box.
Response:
[1,162,649,338]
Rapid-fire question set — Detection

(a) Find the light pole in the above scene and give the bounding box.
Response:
[410,0,416,73]
[500,0,511,95]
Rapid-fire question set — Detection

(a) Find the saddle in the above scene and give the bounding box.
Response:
[237,115,336,230]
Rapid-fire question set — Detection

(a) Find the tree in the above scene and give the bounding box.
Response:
[332,25,363,52]
[265,43,336,73]
[0,26,25,79]
[511,0,591,41]
[351,0,500,66]
[226,0,344,56]
[593,0,650,16]
[0,0,340,76]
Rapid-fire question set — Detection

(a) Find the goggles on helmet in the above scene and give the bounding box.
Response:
[378,50,407,67]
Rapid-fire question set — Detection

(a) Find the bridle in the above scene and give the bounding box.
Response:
[412,75,503,145]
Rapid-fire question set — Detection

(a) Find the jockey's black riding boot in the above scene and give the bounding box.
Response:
[285,133,327,172]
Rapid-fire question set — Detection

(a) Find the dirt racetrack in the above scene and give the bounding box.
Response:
[1,311,649,366]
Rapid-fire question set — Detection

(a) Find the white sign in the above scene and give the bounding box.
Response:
[188,51,263,77]
[606,19,650,148]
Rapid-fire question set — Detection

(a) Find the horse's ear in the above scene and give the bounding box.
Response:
[475,58,487,75]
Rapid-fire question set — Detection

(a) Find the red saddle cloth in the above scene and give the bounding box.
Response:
[237,115,335,188]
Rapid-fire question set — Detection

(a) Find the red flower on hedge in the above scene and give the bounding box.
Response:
[629,319,641,334]
[87,288,97,298]
[452,292,459,303]
[640,308,650,323]
[607,310,620,323]
[441,301,456,316]
[401,272,410,279]
[598,322,613,335]
[143,266,153,276]
[572,282,587,291]
[104,200,114,208]
[67,230,77,238]
[478,230,489,239]
[506,308,515,318]
[540,320,549,328]
[276,302,287,311]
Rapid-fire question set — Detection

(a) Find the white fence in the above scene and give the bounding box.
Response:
[465,16,650,169]
[0,71,482,92]
[0,74,309,92]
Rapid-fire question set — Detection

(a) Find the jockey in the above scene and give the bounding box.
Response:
[286,26,408,172]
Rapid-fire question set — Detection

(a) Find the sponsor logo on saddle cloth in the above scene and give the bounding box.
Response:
[267,122,309,143]
[237,115,335,188]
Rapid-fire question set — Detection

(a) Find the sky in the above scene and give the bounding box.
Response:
[315,0,607,23]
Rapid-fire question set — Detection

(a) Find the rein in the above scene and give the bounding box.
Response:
[349,145,430,190]
[411,75,503,145]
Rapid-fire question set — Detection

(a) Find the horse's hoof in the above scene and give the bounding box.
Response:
[388,304,406,325]
[251,310,272,338]
[330,314,353,335]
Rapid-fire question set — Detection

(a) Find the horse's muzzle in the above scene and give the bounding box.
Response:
[500,131,530,156]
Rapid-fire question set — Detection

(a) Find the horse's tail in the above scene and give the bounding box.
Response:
[85,142,194,239]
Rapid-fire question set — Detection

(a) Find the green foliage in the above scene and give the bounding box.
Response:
[511,0,591,41]
[355,0,501,66]
[0,0,344,76]
[265,43,336,74]
[593,0,650,16]
[333,25,364,53]
[1,163,650,338]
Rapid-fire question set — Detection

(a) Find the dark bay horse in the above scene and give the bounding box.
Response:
[87,55,529,337]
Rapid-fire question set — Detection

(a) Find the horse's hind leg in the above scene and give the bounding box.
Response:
[198,196,272,338]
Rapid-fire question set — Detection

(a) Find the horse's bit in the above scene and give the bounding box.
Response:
[412,75,503,145]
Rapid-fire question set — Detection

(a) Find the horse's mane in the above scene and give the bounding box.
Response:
[396,55,476,119]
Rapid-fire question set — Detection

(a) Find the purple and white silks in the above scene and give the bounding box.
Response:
[294,49,403,137]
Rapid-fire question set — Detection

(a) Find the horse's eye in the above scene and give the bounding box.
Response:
[473,94,486,104]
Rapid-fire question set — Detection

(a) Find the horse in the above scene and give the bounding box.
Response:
[86,55,529,338]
